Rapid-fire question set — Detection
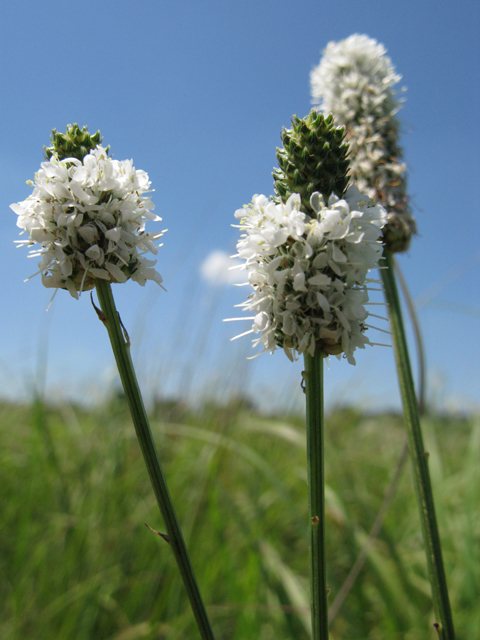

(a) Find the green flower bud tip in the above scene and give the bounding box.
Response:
[273,110,350,215]
[44,123,108,162]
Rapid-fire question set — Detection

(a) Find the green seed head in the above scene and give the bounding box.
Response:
[273,110,350,214]
[44,123,107,162]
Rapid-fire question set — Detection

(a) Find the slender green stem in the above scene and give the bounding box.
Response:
[94,280,215,640]
[304,352,328,640]
[394,257,427,413]
[380,250,455,640]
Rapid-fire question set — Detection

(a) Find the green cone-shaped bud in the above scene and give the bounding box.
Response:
[273,110,350,214]
[44,123,107,162]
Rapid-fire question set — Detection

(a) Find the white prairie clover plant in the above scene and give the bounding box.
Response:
[11,145,165,299]
[310,34,416,253]
[312,41,455,635]
[231,185,387,365]
[228,111,390,640]
[10,126,216,640]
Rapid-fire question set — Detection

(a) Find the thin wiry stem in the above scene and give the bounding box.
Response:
[394,257,427,413]
[94,280,216,640]
[380,250,455,639]
[304,352,329,640]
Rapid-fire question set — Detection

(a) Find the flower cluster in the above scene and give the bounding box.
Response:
[12,145,165,298]
[310,34,416,252]
[232,186,387,364]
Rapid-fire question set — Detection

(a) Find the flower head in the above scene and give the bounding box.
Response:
[232,185,386,364]
[310,34,416,252]
[12,141,165,298]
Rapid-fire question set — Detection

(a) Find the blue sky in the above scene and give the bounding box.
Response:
[1,0,479,413]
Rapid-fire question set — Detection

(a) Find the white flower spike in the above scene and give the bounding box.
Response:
[310,34,416,252]
[231,185,387,365]
[12,145,165,298]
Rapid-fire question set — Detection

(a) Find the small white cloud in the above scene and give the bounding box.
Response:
[200,250,246,286]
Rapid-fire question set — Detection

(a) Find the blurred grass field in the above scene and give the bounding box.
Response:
[0,397,478,639]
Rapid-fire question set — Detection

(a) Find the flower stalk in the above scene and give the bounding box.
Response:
[380,250,455,639]
[12,126,214,638]
[229,112,387,639]
[304,351,329,639]
[94,280,215,640]
[394,259,427,412]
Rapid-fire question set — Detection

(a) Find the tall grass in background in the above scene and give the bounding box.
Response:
[0,396,478,640]
[1,253,476,638]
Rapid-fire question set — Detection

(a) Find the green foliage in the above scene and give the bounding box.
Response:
[0,399,477,639]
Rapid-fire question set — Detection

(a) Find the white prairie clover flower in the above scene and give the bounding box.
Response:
[11,145,165,298]
[230,185,387,365]
[310,34,416,252]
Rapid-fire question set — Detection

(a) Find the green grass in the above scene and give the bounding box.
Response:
[0,398,477,639]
